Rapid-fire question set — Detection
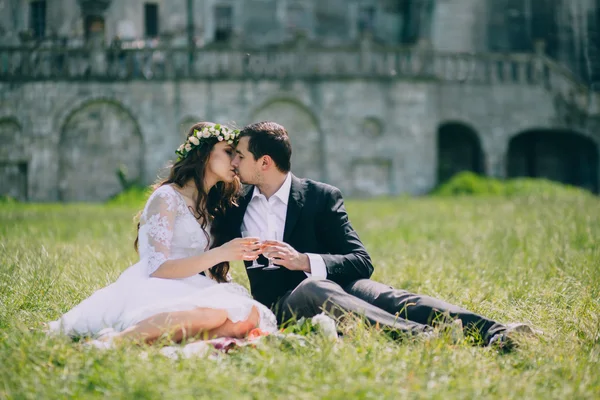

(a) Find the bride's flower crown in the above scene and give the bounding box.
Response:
[176,124,241,161]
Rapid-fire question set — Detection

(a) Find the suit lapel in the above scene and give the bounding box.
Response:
[283,175,305,243]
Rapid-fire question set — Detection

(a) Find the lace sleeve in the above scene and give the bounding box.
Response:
[138,187,180,275]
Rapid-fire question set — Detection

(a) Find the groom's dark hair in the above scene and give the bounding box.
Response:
[239,121,292,173]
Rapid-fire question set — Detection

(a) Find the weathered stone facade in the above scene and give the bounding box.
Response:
[0,0,599,201]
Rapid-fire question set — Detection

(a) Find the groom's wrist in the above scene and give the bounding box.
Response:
[300,253,311,272]
[304,254,327,279]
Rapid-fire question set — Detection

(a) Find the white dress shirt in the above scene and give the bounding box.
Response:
[241,173,327,279]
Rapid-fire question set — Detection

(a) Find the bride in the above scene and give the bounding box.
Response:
[48,122,278,344]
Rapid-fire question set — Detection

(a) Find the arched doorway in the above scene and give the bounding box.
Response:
[0,118,27,200]
[59,100,143,201]
[251,100,322,181]
[437,122,484,184]
[507,130,599,193]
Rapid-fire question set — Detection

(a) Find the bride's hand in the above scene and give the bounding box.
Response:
[218,237,262,262]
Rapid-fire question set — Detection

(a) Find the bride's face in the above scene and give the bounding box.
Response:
[206,142,237,183]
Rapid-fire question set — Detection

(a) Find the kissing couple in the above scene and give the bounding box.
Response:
[48,121,533,350]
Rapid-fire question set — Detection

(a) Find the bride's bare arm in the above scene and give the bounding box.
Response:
[150,239,260,279]
[139,187,260,279]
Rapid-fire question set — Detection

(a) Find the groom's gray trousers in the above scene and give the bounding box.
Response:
[275,278,506,343]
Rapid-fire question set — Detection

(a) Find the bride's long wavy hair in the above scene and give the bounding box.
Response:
[134,122,241,283]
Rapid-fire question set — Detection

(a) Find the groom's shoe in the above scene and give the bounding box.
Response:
[488,323,541,352]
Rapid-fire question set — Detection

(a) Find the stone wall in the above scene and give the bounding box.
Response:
[2,75,597,201]
[431,0,488,53]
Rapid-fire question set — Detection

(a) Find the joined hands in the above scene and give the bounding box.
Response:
[220,238,310,272]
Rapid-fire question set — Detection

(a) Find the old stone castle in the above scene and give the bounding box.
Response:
[1,0,599,201]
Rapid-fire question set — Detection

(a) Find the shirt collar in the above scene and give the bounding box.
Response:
[251,172,292,205]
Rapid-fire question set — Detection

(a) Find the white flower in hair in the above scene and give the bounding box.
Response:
[176,124,240,161]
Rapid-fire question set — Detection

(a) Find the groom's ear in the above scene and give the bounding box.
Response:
[260,155,273,170]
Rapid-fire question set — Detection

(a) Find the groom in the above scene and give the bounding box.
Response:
[225,121,525,347]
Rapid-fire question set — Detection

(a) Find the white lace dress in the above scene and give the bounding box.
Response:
[48,185,277,337]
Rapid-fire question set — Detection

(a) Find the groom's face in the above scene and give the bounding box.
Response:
[232,136,261,185]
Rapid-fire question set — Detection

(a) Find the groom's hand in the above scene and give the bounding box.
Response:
[261,241,311,272]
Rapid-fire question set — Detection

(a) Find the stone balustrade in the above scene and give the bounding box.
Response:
[0,46,545,83]
[0,45,593,113]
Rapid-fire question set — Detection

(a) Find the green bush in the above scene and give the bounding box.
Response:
[504,177,591,197]
[432,171,593,198]
[106,185,151,208]
[432,172,504,196]
[106,165,153,208]
[0,195,18,204]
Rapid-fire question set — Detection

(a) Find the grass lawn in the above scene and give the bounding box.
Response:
[1,193,599,399]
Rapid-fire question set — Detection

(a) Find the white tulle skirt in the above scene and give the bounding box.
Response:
[47,261,278,337]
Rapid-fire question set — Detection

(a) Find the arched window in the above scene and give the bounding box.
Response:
[487,0,558,56]
[214,5,233,42]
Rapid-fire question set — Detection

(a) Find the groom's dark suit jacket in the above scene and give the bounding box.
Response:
[219,174,374,309]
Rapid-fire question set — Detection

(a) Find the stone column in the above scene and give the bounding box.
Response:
[483,136,509,179]
[78,0,112,76]
[359,31,373,76]
[533,39,546,84]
